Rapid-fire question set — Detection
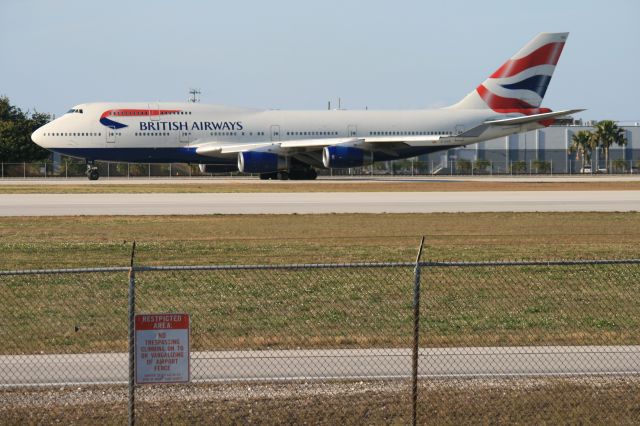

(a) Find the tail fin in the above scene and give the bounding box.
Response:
[450,32,568,112]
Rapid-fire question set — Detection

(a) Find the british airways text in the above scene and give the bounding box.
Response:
[139,121,244,131]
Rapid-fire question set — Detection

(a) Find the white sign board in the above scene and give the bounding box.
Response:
[135,313,190,384]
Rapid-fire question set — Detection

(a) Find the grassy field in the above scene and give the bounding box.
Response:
[1,212,639,269]
[1,180,640,193]
[3,261,638,353]
[1,212,639,353]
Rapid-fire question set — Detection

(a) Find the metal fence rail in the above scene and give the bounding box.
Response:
[1,258,640,423]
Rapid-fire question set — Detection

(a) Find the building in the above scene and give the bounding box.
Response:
[422,121,640,174]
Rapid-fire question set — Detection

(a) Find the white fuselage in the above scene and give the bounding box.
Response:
[31,102,536,166]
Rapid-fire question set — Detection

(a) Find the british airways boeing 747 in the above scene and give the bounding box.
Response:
[31,33,582,180]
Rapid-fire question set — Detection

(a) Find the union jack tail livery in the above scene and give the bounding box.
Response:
[452,32,568,113]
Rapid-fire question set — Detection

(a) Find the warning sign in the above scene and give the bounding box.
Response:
[135,313,190,384]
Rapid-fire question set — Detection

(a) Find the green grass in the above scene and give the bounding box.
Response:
[2,262,639,353]
[1,212,640,354]
[1,212,640,269]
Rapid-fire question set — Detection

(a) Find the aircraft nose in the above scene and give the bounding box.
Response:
[31,126,45,147]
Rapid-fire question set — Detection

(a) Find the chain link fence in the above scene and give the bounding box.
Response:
[1,258,640,423]
[3,158,640,179]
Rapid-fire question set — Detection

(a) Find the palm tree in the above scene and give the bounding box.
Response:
[568,130,595,171]
[591,120,628,173]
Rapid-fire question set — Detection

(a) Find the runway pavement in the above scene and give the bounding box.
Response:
[2,176,640,184]
[1,191,640,215]
[2,346,638,387]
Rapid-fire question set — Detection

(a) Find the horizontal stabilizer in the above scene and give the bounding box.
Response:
[484,109,584,126]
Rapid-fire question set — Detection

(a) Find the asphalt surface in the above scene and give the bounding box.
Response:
[1,191,640,215]
[2,176,640,184]
[2,346,638,387]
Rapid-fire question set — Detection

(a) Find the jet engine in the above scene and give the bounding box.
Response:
[322,145,373,168]
[238,151,288,173]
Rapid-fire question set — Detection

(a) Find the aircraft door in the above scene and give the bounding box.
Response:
[271,125,280,141]
[347,124,357,137]
[179,130,190,144]
[106,128,116,144]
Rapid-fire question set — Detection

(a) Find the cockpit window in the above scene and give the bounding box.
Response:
[66,108,84,114]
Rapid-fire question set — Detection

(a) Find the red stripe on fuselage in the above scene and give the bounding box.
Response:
[490,42,565,79]
[99,109,181,119]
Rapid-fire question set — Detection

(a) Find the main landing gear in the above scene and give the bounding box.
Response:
[259,168,318,180]
[86,162,100,181]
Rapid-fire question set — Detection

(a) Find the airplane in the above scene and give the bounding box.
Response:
[31,32,582,181]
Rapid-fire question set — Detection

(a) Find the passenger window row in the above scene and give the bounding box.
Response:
[113,111,192,116]
[369,130,450,136]
[135,132,170,136]
[210,132,238,136]
[286,131,338,136]
[45,132,101,137]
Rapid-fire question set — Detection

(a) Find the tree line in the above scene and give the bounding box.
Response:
[0,96,52,162]
[569,120,628,172]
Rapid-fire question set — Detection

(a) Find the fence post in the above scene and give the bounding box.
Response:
[128,241,137,426]
[412,236,425,426]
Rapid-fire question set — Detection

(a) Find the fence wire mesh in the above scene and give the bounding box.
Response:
[418,260,640,424]
[1,259,639,423]
[135,265,414,384]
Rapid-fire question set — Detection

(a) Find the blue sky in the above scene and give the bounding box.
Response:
[1,0,638,120]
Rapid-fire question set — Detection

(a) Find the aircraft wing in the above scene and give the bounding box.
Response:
[194,134,444,157]
[195,137,356,156]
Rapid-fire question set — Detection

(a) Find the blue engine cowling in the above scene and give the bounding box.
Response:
[322,146,373,168]
[238,151,288,173]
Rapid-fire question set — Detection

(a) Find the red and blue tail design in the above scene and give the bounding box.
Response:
[99,108,181,129]
[451,33,568,114]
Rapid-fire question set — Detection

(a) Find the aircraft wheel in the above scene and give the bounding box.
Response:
[88,170,100,181]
